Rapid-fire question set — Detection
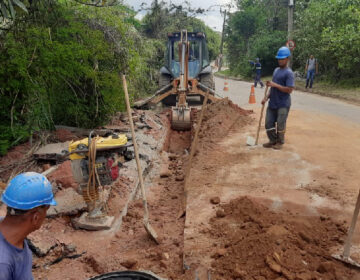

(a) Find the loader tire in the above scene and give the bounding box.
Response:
[159,73,176,106]
[199,73,215,103]
[199,73,215,91]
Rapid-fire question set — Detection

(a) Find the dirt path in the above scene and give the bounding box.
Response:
[182,81,360,279]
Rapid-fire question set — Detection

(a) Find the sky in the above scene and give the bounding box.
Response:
[124,0,236,31]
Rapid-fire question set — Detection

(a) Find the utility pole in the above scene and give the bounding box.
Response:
[218,9,227,71]
[288,0,294,68]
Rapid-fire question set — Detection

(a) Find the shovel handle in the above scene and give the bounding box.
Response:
[343,189,360,258]
[255,86,269,145]
[121,74,149,222]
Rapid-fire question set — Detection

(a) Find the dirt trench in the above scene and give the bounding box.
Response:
[1,97,359,280]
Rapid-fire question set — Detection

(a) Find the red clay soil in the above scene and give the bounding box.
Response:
[31,100,254,279]
[193,98,252,149]
[54,129,79,142]
[207,196,360,280]
[48,160,78,189]
[0,142,40,182]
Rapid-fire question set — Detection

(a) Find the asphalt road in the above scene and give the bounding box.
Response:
[214,76,360,124]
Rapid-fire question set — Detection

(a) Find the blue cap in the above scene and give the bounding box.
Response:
[275,46,291,59]
[1,172,57,210]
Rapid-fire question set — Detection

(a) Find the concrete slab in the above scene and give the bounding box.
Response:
[27,232,58,257]
[47,188,87,217]
[48,186,112,218]
[34,142,70,161]
[72,212,115,231]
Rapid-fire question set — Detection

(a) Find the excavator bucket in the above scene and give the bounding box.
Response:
[171,106,191,130]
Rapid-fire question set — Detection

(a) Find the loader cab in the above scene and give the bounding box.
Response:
[165,32,210,79]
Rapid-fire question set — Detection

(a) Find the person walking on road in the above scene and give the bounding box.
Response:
[261,46,295,150]
[305,55,318,89]
[0,172,57,280]
[249,58,264,88]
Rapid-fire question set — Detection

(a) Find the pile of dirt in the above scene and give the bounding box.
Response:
[194,98,252,148]
[207,197,358,280]
[54,129,79,142]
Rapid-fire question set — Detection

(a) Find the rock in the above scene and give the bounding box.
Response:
[211,248,227,259]
[159,260,167,269]
[265,256,282,274]
[175,175,184,181]
[233,268,247,279]
[295,272,312,280]
[120,259,137,269]
[65,244,77,253]
[168,154,178,160]
[210,197,220,205]
[160,169,171,178]
[216,209,226,218]
[282,268,295,280]
[162,252,170,260]
[317,262,334,274]
[299,231,311,243]
[42,164,51,171]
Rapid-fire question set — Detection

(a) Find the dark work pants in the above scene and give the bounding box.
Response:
[254,73,264,87]
[306,69,315,88]
[265,107,290,144]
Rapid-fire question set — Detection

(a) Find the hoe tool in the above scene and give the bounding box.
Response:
[246,85,269,146]
[122,74,159,244]
[332,188,360,268]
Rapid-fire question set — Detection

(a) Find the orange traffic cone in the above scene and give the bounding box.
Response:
[223,80,229,91]
[248,85,256,104]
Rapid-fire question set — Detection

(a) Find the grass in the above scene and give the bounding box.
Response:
[295,79,360,104]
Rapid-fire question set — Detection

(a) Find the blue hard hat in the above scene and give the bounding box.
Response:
[1,172,57,210]
[275,46,291,59]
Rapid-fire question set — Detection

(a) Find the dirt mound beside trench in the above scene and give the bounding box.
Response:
[194,98,252,148]
[208,197,358,280]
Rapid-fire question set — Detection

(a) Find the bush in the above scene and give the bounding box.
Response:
[0,1,157,154]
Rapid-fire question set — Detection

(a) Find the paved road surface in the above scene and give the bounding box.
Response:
[215,76,360,124]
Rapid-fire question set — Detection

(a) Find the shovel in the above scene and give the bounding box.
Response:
[122,74,159,244]
[332,189,360,268]
[246,85,269,146]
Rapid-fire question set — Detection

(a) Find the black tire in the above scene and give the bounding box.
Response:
[199,73,215,103]
[199,73,215,91]
[159,73,176,106]
[158,73,171,88]
[89,270,161,280]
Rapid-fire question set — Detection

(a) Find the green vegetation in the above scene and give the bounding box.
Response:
[0,1,158,155]
[141,0,221,69]
[226,0,287,77]
[293,0,360,84]
[0,0,220,155]
[225,0,360,88]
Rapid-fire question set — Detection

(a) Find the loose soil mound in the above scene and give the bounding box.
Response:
[208,197,358,280]
[194,98,252,148]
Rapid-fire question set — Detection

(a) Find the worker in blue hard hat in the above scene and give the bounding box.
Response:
[0,172,56,279]
[261,46,295,150]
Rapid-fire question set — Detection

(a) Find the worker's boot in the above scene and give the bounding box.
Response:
[305,80,309,88]
[273,130,285,150]
[272,143,283,150]
[263,142,276,148]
